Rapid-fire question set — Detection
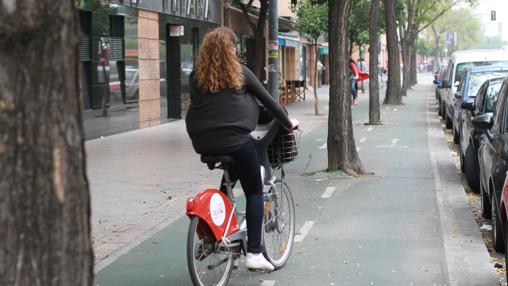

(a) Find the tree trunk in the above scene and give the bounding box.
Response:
[400,32,410,97]
[348,33,355,56]
[240,0,267,78]
[368,0,382,125]
[432,25,441,72]
[314,41,320,115]
[410,42,418,85]
[253,0,268,78]
[328,0,366,176]
[383,0,402,105]
[0,1,93,285]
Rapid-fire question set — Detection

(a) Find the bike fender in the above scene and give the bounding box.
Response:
[186,189,239,241]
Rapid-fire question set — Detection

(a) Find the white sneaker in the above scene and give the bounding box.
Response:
[245,253,274,271]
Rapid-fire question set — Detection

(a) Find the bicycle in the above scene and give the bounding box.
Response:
[186,119,301,286]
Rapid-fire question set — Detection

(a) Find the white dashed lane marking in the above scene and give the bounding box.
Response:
[392,138,400,144]
[367,127,373,132]
[321,187,337,198]
[260,280,276,286]
[318,143,327,150]
[360,137,367,143]
[294,221,316,242]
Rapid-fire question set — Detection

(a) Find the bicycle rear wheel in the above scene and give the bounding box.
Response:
[262,180,295,269]
[187,216,234,286]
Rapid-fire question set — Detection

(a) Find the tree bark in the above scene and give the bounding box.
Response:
[432,25,441,72]
[410,42,418,85]
[383,0,402,105]
[314,41,320,115]
[0,1,93,285]
[328,0,366,176]
[368,0,382,125]
[348,32,355,56]
[400,28,410,97]
[400,0,413,98]
[240,0,268,78]
[253,0,268,77]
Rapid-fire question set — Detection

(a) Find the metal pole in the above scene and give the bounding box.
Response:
[268,0,279,101]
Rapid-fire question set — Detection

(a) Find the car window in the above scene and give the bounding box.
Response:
[495,83,507,132]
[447,63,454,81]
[456,61,508,82]
[457,72,466,93]
[484,81,503,113]
[475,83,487,111]
[467,71,508,97]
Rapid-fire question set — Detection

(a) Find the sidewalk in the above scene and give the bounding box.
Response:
[92,75,499,286]
[88,85,331,269]
[90,77,498,286]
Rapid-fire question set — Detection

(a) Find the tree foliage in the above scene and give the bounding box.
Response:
[348,0,371,49]
[419,7,502,60]
[294,0,328,41]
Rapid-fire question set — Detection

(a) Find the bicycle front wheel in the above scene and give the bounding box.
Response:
[262,180,295,269]
[187,216,234,286]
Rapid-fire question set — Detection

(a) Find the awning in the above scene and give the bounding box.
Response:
[319,47,329,55]
[319,43,329,55]
[278,34,301,48]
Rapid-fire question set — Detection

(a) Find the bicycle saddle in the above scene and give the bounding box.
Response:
[200,155,236,170]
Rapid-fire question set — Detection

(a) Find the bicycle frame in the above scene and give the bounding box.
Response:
[186,119,285,254]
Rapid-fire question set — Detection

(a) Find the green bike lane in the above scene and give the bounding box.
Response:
[95,82,495,285]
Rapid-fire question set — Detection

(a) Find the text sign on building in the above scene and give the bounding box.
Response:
[170,25,184,37]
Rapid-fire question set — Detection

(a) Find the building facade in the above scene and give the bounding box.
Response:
[76,0,220,138]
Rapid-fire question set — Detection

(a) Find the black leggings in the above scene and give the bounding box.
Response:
[220,139,264,253]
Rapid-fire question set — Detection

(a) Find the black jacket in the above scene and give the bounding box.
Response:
[185,65,293,155]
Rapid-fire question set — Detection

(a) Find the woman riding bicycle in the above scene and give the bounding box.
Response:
[185,27,297,271]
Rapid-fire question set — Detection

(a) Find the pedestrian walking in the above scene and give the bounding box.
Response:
[349,58,370,107]
[349,58,360,106]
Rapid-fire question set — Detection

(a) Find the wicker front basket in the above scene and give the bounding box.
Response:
[267,130,302,165]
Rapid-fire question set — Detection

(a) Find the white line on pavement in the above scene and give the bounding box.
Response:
[260,280,276,286]
[360,137,367,143]
[294,221,316,242]
[392,138,400,144]
[367,127,373,132]
[394,108,398,112]
[318,143,327,149]
[357,147,362,152]
[321,187,337,198]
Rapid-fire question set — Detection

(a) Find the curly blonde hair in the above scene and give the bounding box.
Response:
[195,27,244,93]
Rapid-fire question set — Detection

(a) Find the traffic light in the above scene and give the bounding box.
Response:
[491,10,496,21]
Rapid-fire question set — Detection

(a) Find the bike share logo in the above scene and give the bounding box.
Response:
[210,193,226,226]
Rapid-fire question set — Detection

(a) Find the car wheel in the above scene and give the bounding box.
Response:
[505,229,508,283]
[445,115,453,129]
[438,99,442,116]
[441,104,446,120]
[453,126,460,144]
[481,180,492,219]
[491,192,505,252]
[464,144,480,193]
[459,143,465,173]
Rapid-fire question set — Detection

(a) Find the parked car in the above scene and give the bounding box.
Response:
[452,66,508,144]
[500,176,508,281]
[475,76,508,252]
[441,49,508,130]
[437,67,448,118]
[460,76,505,193]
